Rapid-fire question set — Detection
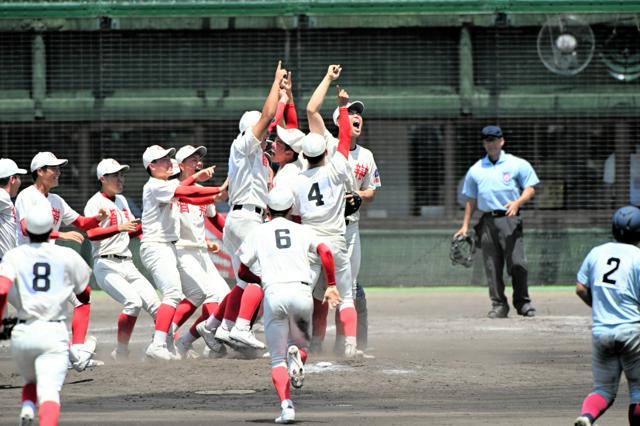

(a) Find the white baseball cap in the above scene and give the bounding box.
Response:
[176,145,207,164]
[25,205,54,235]
[276,127,305,154]
[170,159,181,178]
[0,158,27,179]
[332,100,365,126]
[96,158,130,179]
[30,152,68,172]
[142,145,175,169]
[301,133,327,158]
[267,186,294,211]
[239,110,261,133]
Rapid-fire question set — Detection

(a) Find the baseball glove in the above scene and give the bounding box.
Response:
[0,317,18,340]
[449,232,476,268]
[344,192,362,217]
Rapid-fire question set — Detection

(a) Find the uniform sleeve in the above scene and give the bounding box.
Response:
[233,130,262,157]
[291,184,301,216]
[83,196,98,218]
[305,227,320,254]
[150,179,178,204]
[57,195,80,225]
[68,251,91,294]
[576,250,594,287]
[361,153,381,190]
[517,159,540,189]
[120,196,137,220]
[462,169,477,199]
[237,232,258,269]
[0,255,17,282]
[328,152,351,185]
[0,192,12,213]
[206,203,217,218]
[14,191,28,223]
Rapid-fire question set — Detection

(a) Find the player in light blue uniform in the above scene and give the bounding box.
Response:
[455,125,539,318]
[574,205,640,426]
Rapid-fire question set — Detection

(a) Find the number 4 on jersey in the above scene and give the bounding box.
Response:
[308,182,325,206]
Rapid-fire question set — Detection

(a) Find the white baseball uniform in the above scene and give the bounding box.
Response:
[85,192,159,318]
[272,161,303,191]
[140,177,182,307]
[238,217,320,366]
[176,197,230,305]
[291,149,353,307]
[14,185,79,245]
[1,243,91,405]
[224,129,270,288]
[0,188,18,258]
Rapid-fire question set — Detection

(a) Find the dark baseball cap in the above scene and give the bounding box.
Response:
[481,125,503,140]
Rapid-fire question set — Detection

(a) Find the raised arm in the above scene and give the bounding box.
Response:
[336,85,351,159]
[307,64,342,135]
[252,61,288,141]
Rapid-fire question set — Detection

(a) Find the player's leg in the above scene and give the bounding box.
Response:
[287,284,313,389]
[502,217,535,316]
[328,236,357,357]
[576,331,620,425]
[347,225,368,351]
[309,258,328,353]
[175,249,207,330]
[11,324,38,424]
[620,327,640,425]
[123,261,161,319]
[478,217,508,318]
[140,242,182,360]
[263,287,295,424]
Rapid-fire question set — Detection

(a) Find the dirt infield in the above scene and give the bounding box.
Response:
[0,287,627,425]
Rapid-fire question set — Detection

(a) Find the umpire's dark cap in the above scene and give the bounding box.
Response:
[481,125,503,140]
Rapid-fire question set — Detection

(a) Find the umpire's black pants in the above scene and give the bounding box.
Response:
[475,214,531,312]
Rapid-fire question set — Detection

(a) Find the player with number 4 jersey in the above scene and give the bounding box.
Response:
[574,205,640,426]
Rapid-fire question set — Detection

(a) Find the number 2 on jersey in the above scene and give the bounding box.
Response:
[307,182,325,206]
[32,262,51,292]
[602,257,620,285]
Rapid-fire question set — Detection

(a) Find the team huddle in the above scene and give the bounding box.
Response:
[0,62,381,425]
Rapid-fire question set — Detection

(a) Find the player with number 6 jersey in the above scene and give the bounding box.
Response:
[0,206,92,426]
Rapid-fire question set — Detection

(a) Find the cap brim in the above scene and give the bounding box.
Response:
[16,168,27,174]
[348,101,365,114]
[49,159,68,167]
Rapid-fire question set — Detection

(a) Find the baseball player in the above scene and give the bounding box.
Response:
[170,145,230,359]
[140,144,223,360]
[0,206,92,426]
[237,186,340,424]
[203,62,287,352]
[290,83,358,358]
[574,205,640,426]
[84,158,160,360]
[307,67,381,353]
[0,158,27,258]
[14,152,106,367]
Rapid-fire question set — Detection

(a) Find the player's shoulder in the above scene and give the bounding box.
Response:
[0,188,11,206]
[15,185,38,200]
[55,245,88,265]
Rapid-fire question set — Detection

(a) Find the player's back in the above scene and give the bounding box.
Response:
[245,217,317,288]
[578,241,640,328]
[1,243,90,321]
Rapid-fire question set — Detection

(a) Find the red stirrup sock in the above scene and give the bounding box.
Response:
[312,299,329,340]
[71,303,90,345]
[172,299,197,329]
[117,313,138,345]
[222,285,245,322]
[39,401,61,426]
[580,392,609,422]
[235,284,263,330]
[271,366,291,402]
[338,306,357,337]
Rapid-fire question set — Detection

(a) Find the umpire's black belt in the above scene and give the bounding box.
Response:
[100,254,131,260]
[483,210,519,217]
[232,204,264,215]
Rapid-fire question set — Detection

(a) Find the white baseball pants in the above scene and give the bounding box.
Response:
[345,222,361,295]
[140,242,182,307]
[310,234,354,309]
[177,246,230,305]
[222,209,262,289]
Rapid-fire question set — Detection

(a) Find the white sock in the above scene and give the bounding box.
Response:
[116,342,129,353]
[153,331,168,346]
[221,319,235,330]
[206,315,221,331]
[281,399,294,409]
[182,331,197,345]
[235,318,251,331]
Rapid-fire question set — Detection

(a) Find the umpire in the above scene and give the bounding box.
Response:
[454,125,539,319]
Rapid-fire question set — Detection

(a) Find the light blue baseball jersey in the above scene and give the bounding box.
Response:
[462,151,539,212]
[577,241,640,329]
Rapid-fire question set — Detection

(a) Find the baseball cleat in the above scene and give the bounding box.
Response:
[287,345,304,389]
[216,326,249,351]
[196,322,227,356]
[110,348,130,362]
[344,341,357,359]
[69,336,101,371]
[229,326,266,349]
[19,404,34,426]
[487,305,509,319]
[274,400,295,424]
[574,416,593,426]
[145,342,175,361]
[175,338,200,360]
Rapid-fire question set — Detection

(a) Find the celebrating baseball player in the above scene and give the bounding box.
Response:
[201,61,287,352]
[574,205,640,426]
[84,158,160,360]
[237,186,340,424]
[139,144,223,360]
[307,65,381,353]
[170,145,230,359]
[0,158,27,258]
[0,206,92,426]
[290,78,358,358]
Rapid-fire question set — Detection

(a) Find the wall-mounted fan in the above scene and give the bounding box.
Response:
[537,15,595,76]
[600,23,640,82]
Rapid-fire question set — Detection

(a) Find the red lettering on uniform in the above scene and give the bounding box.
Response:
[11,207,16,224]
[354,164,369,181]
[199,205,207,217]
[109,209,118,225]
[51,207,61,224]
[178,201,189,213]
[123,208,130,221]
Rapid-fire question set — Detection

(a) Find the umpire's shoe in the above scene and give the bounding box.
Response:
[517,303,536,317]
[487,305,509,319]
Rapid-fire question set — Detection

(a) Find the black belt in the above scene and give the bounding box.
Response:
[301,282,310,286]
[484,210,519,217]
[18,319,63,324]
[345,219,350,226]
[100,254,131,260]
[232,204,264,215]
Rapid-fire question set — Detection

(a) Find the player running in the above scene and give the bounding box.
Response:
[0,207,92,426]
[574,205,640,426]
[237,186,340,424]
[84,158,160,360]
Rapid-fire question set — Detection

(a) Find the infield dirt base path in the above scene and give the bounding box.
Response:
[0,287,625,425]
